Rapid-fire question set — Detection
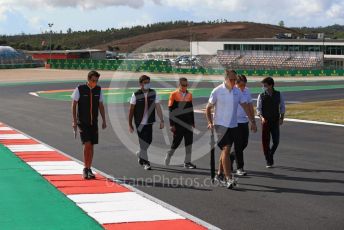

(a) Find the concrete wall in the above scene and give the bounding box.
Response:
[90,51,106,60]
[191,42,224,55]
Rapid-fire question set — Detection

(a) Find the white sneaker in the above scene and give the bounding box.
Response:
[143,162,151,170]
[164,154,171,166]
[226,177,238,189]
[236,169,247,176]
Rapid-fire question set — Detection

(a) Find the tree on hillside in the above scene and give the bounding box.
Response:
[278,20,285,27]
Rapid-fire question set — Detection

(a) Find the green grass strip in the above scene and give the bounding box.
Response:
[0,144,103,230]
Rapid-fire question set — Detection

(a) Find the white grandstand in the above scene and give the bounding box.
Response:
[191,39,344,70]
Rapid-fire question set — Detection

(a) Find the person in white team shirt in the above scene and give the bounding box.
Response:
[71,70,107,180]
[206,70,257,189]
[128,75,164,170]
[230,74,255,176]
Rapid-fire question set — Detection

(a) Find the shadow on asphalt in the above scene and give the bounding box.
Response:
[276,166,344,174]
[118,178,213,191]
[238,183,344,196]
[151,166,211,176]
[248,170,344,184]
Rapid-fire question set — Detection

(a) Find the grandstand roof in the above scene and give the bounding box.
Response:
[26,49,103,54]
[192,39,344,46]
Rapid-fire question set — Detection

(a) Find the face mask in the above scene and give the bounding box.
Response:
[262,87,268,92]
[143,83,150,90]
[88,81,97,88]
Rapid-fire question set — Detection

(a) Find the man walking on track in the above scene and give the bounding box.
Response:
[71,70,107,179]
[230,74,255,176]
[206,70,257,189]
[128,75,164,170]
[165,77,196,169]
[257,77,285,168]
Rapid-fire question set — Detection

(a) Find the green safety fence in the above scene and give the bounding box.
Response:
[0,63,43,69]
[48,59,344,76]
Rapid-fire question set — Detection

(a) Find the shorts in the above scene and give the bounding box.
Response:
[215,125,238,150]
[78,123,99,145]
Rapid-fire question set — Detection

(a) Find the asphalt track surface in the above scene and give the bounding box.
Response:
[0,80,344,230]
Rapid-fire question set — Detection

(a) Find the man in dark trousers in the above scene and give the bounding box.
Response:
[231,74,255,176]
[257,77,285,168]
[128,75,164,170]
[71,70,107,179]
[165,77,196,169]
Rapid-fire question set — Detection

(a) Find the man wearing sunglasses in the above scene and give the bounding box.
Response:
[165,77,196,169]
[206,70,257,189]
[71,70,107,179]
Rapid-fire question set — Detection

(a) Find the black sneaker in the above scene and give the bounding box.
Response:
[214,173,226,185]
[88,168,96,179]
[138,158,144,166]
[136,151,144,166]
[184,162,196,169]
[83,168,89,179]
[266,154,274,168]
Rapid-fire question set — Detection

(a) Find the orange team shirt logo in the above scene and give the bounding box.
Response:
[168,90,193,107]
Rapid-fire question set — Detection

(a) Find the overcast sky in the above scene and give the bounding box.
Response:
[0,0,344,35]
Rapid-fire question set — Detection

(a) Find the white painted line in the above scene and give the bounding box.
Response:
[28,161,81,166]
[35,169,84,175]
[0,134,29,140]
[68,192,136,203]
[69,192,183,224]
[77,200,162,212]
[0,127,13,131]
[28,165,83,170]
[87,209,183,224]
[285,101,302,104]
[250,98,302,104]
[29,92,39,97]
[6,144,54,152]
[194,110,344,128]
[28,161,84,173]
[283,118,344,128]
